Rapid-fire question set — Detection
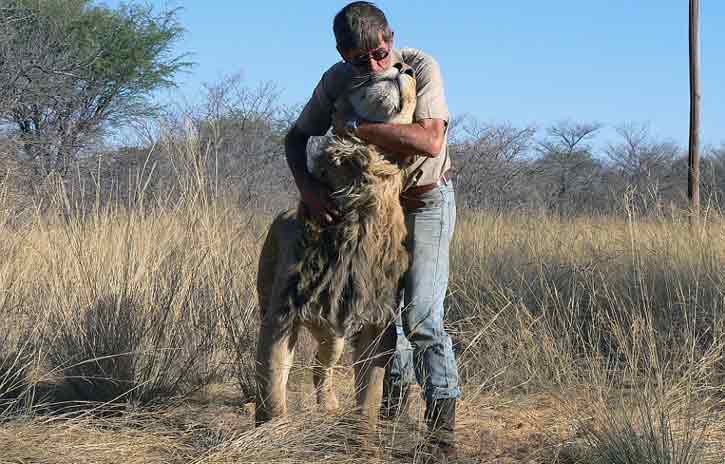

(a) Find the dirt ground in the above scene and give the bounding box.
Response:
[2,374,724,463]
[163,377,577,463]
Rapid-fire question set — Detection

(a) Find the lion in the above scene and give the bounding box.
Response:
[255,63,416,431]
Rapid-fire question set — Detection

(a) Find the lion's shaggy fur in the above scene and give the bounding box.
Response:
[259,66,415,336]
[288,136,408,336]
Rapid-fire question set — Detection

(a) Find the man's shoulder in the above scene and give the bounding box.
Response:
[323,60,353,78]
[398,47,441,69]
[318,61,353,98]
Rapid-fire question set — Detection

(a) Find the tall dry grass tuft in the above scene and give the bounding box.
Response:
[220,289,261,402]
[553,300,722,463]
[449,210,725,390]
[0,172,36,415]
[448,209,725,462]
[0,120,268,414]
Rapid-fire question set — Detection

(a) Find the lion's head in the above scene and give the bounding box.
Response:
[346,64,416,124]
[312,64,416,193]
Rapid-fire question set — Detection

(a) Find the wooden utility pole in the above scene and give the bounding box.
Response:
[688,0,701,220]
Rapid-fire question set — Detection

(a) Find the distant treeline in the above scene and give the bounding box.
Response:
[1,1,723,219]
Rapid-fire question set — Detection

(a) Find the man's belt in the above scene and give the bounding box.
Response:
[400,169,451,209]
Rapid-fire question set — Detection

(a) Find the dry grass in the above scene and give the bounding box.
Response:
[448,210,725,463]
[2,131,725,462]
[0,413,195,464]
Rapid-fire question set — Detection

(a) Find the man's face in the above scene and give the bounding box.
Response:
[339,31,394,75]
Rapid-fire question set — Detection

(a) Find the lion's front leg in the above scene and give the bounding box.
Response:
[352,323,396,430]
[255,312,298,426]
[308,326,345,413]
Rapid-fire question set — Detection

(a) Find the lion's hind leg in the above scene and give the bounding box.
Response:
[257,209,299,318]
[308,326,345,413]
[255,209,301,426]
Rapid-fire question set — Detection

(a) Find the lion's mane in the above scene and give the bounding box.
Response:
[288,136,408,336]
[259,65,415,337]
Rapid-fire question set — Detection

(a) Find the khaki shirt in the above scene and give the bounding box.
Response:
[295,48,451,190]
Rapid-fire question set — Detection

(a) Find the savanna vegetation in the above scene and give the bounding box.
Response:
[1,1,725,463]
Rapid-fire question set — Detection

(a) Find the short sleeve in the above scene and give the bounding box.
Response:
[413,55,450,124]
[295,63,352,136]
[295,71,334,136]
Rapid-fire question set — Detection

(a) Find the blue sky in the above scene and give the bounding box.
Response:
[105,1,724,149]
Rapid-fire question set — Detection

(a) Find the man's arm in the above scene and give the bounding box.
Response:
[285,126,340,223]
[358,118,445,160]
[334,112,446,163]
[285,126,312,192]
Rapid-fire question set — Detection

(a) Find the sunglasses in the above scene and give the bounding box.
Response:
[349,47,390,68]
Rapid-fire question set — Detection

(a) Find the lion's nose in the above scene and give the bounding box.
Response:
[393,62,415,78]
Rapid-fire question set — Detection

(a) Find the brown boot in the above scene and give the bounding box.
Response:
[424,398,461,464]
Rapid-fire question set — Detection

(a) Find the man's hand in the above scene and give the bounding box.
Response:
[300,176,340,225]
[333,110,363,138]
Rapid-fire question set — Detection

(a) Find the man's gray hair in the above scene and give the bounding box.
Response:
[333,1,392,52]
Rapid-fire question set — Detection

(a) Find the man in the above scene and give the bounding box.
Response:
[284,2,461,461]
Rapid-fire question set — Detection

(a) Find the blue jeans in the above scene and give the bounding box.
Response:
[385,180,461,402]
